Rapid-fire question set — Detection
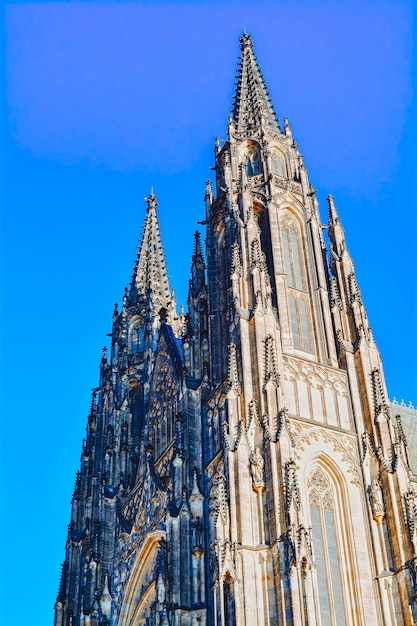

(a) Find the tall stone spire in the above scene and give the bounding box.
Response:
[231,32,279,136]
[128,192,177,328]
[56,33,417,626]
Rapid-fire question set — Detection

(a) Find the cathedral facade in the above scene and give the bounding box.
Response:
[55,34,417,626]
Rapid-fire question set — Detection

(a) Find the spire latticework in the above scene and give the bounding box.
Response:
[231,33,279,136]
[129,192,173,320]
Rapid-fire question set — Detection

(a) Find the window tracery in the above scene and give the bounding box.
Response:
[147,345,178,460]
[281,213,313,352]
[270,150,285,177]
[309,467,348,626]
[281,217,305,290]
[130,323,144,354]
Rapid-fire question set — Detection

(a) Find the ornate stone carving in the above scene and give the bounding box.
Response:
[287,419,361,486]
[226,343,241,395]
[263,335,280,388]
[284,459,301,520]
[249,447,265,494]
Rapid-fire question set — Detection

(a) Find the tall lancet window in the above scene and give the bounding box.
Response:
[246,150,261,176]
[309,467,347,626]
[130,323,144,354]
[270,150,285,177]
[281,213,313,352]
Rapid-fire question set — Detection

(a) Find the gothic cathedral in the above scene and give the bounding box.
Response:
[55,34,417,626]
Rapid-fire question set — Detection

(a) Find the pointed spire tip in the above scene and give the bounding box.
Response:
[145,190,158,212]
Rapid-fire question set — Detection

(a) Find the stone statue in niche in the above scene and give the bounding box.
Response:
[191,517,204,558]
[250,447,265,494]
[369,479,385,522]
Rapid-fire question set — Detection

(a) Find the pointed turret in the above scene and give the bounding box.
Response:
[189,231,205,298]
[128,192,173,321]
[328,194,347,260]
[230,32,279,136]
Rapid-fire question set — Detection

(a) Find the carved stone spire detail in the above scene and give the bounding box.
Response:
[128,192,176,327]
[231,32,280,136]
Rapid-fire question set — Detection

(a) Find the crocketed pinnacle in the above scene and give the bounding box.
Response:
[327,195,347,258]
[231,33,279,135]
[192,230,204,262]
[129,192,172,318]
[189,231,205,298]
[327,194,342,229]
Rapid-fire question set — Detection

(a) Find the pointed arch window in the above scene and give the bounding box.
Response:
[309,468,347,626]
[130,323,144,354]
[289,294,312,352]
[281,218,305,290]
[270,151,285,177]
[246,151,261,176]
[281,214,313,352]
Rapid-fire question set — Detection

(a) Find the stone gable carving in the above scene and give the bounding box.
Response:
[283,355,352,430]
[287,419,361,486]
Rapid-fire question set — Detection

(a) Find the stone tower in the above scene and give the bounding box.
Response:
[55,33,417,626]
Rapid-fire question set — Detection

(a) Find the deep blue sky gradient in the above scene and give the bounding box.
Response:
[2,1,415,624]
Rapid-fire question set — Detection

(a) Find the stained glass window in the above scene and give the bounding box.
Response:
[130,323,144,354]
[309,468,347,626]
[247,151,261,176]
[281,215,313,353]
[289,294,301,350]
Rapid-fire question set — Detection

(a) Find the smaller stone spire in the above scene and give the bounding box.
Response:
[127,192,174,325]
[327,195,347,262]
[189,231,205,299]
[192,230,203,260]
[327,194,341,227]
[284,117,292,139]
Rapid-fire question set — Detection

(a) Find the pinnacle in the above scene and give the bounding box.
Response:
[327,195,341,227]
[192,231,203,260]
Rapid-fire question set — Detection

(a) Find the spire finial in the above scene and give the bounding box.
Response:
[145,190,158,212]
[239,31,253,49]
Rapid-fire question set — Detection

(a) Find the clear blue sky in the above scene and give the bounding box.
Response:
[1,1,415,624]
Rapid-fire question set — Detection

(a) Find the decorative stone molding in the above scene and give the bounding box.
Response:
[287,420,361,486]
[263,335,280,388]
[226,343,241,395]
